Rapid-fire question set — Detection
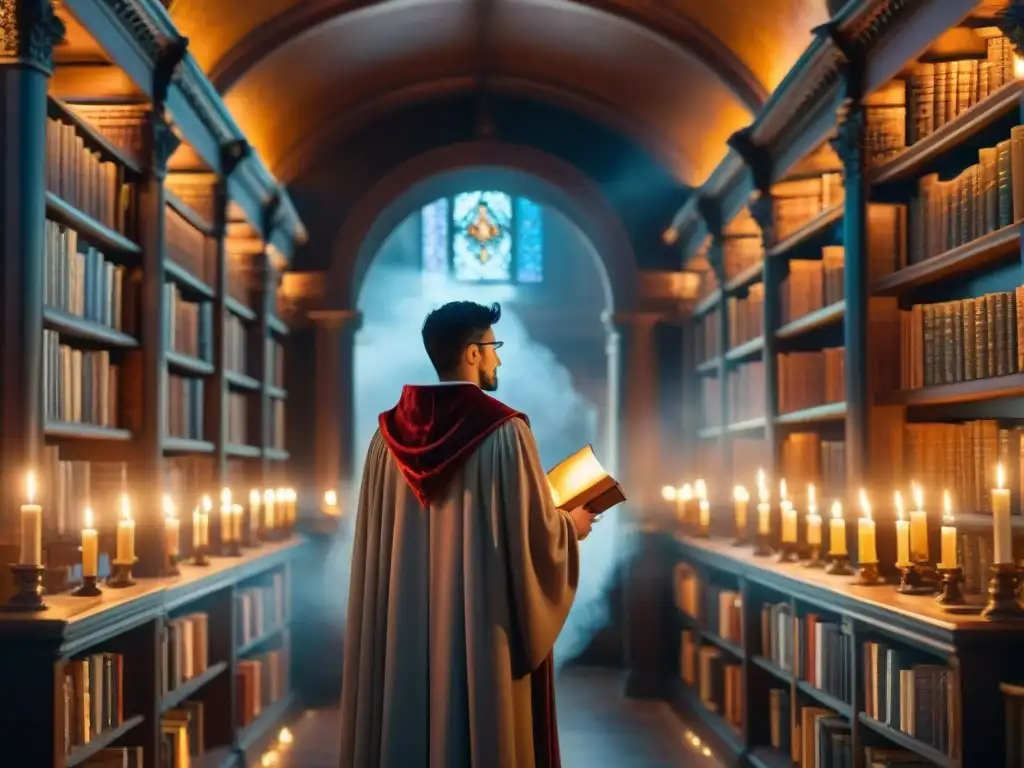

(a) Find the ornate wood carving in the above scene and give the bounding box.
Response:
[98,0,161,61]
[0,0,65,74]
[150,115,179,173]
[726,127,772,194]
[747,194,775,248]
[830,97,865,176]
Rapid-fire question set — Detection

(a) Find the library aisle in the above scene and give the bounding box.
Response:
[267,668,721,767]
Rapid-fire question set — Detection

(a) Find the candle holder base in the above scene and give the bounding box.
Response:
[752,533,773,557]
[825,554,853,575]
[107,559,137,589]
[165,554,181,578]
[2,564,47,612]
[224,540,242,557]
[802,545,824,568]
[694,525,709,539]
[777,542,800,563]
[192,548,209,567]
[897,564,940,595]
[731,534,747,547]
[853,562,885,586]
[982,563,1024,620]
[935,567,966,606]
[71,575,102,597]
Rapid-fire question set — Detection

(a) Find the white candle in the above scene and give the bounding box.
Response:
[220,487,233,543]
[698,500,710,529]
[264,489,276,529]
[116,493,135,563]
[940,490,958,569]
[829,501,847,556]
[323,489,340,517]
[82,507,98,578]
[163,494,180,558]
[756,469,768,504]
[909,483,929,562]
[193,495,211,549]
[231,504,244,542]
[993,463,1013,564]
[756,471,771,535]
[779,480,796,543]
[858,489,878,564]
[286,488,297,524]
[249,489,261,536]
[19,472,42,566]
[733,486,749,534]
[806,485,821,546]
[894,491,911,567]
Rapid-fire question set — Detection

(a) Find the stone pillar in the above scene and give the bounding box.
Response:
[0,2,64,562]
[309,309,363,512]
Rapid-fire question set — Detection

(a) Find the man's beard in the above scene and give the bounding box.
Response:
[480,369,499,392]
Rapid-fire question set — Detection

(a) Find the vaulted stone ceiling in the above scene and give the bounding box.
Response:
[169,0,830,187]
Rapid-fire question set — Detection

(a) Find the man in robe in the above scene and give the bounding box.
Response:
[340,300,593,768]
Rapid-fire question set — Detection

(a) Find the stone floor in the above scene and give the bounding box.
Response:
[258,667,724,767]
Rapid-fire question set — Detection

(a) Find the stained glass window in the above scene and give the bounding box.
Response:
[421,191,543,284]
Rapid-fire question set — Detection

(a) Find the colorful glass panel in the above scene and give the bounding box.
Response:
[420,198,449,274]
[452,191,513,282]
[515,197,543,283]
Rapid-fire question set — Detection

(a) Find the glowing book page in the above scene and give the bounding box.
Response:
[546,445,624,513]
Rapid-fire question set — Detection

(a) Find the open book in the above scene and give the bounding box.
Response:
[546,445,626,515]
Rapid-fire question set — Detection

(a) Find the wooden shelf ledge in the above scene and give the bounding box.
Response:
[871,222,1024,296]
[693,289,722,318]
[268,315,290,337]
[226,370,261,392]
[795,678,852,717]
[857,713,953,768]
[165,259,215,300]
[46,192,141,257]
[751,655,794,684]
[871,80,1024,186]
[766,205,843,259]
[725,336,764,362]
[226,296,257,322]
[163,437,216,454]
[66,714,145,767]
[726,417,767,434]
[699,629,744,658]
[44,307,139,348]
[45,422,133,441]
[159,660,229,714]
[775,300,845,340]
[227,444,262,458]
[877,373,1024,407]
[267,385,287,399]
[724,262,764,294]
[238,622,286,657]
[697,426,724,440]
[166,190,214,237]
[696,357,721,376]
[774,401,846,425]
[167,350,215,377]
[264,448,290,461]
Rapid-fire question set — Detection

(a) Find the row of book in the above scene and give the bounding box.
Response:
[728,286,763,348]
[226,314,248,374]
[268,338,286,389]
[781,252,844,325]
[228,392,248,445]
[686,637,743,732]
[780,433,846,501]
[161,701,205,768]
[237,640,291,728]
[760,604,852,704]
[46,116,133,236]
[700,376,722,430]
[706,585,742,645]
[697,310,720,364]
[726,361,766,423]
[168,374,204,441]
[898,288,1021,390]
[44,332,121,428]
[236,573,288,647]
[778,349,845,414]
[45,220,129,332]
[270,399,286,450]
[864,640,953,755]
[674,564,699,617]
[161,613,210,697]
[723,236,762,282]
[773,174,844,244]
[63,652,125,754]
[167,284,212,362]
[167,204,215,289]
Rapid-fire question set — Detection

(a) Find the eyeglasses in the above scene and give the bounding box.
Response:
[471,341,504,350]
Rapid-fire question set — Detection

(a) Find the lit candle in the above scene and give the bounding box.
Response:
[894,491,911,567]
[264,489,276,529]
[82,507,98,578]
[909,483,929,562]
[276,487,289,526]
[116,493,135,563]
[323,489,340,517]
[249,489,261,536]
[286,488,298,524]
[193,495,211,549]
[1015,53,1024,79]
[857,489,878,564]
[231,504,244,542]
[829,501,847,556]
[780,479,797,543]
[733,486,749,534]
[756,469,771,535]
[939,490,958,569]
[806,484,821,546]
[163,494,180,558]
[698,498,710,529]
[19,472,42,565]
[993,463,1013,564]
[220,487,233,543]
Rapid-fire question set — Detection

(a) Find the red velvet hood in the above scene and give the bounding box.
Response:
[378,384,529,507]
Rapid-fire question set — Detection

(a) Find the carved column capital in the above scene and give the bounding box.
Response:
[220,139,250,179]
[150,116,180,176]
[0,0,65,74]
[747,194,775,248]
[830,97,865,175]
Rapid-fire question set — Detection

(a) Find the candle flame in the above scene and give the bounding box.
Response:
[1015,54,1024,79]
[943,489,954,523]
[25,471,36,504]
[998,463,1006,490]
[201,494,213,513]
[912,482,923,511]
[733,485,748,503]
[264,488,276,503]
[289,488,297,501]
[830,501,843,520]
[680,483,693,501]
[694,479,707,501]
[325,489,338,507]
[859,489,872,521]
[661,485,676,502]
[84,507,94,530]
[120,493,131,522]
[807,484,816,509]
[779,478,788,501]
[894,490,904,521]
[163,493,176,520]
[221,487,232,507]
[250,488,261,505]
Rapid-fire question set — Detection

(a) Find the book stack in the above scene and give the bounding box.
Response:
[781,250,844,324]
[44,221,128,330]
[63,653,126,754]
[796,614,851,704]
[728,286,764,347]
[777,349,845,413]
[236,573,288,647]
[760,601,795,672]
[863,640,953,756]
[727,362,766,422]
[166,284,211,360]
[43,332,120,427]
[161,613,210,696]
[705,585,742,645]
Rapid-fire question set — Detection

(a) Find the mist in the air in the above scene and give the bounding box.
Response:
[331,203,621,669]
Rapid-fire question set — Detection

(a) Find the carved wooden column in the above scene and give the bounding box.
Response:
[0,2,64,563]
[749,194,781,479]
[132,40,186,577]
[832,91,869,492]
[308,309,363,512]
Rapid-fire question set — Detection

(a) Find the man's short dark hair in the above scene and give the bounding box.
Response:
[422,301,501,376]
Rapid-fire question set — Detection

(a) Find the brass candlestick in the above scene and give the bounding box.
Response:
[753,530,773,557]
[853,561,885,586]
[71,574,102,597]
[777,541,799,563]
[732,522,747,547]
[107,558,137,589]
[165,552,181,578]
[803,544,824,568]
[825,553,852,575]
[193,547,209,567]
[897,563,940,595]
[935,567,966,606]
[2,564,47,612]
[982,563,1024,620]
[224,537,242,557]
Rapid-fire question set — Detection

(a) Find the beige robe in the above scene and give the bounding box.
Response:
[339,418,580,767]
